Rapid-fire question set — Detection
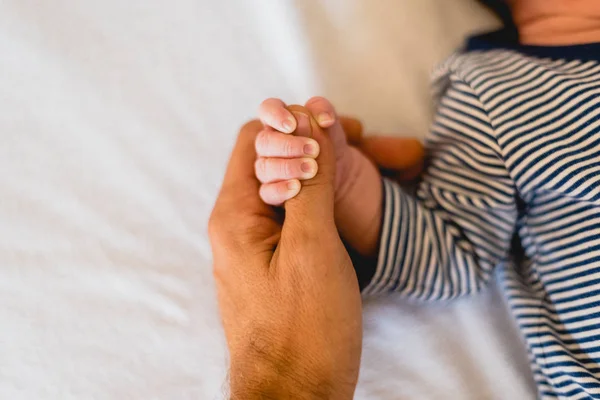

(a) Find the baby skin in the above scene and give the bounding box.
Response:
[254,97,423,256]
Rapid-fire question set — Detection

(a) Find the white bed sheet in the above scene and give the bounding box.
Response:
[0,1,536,398]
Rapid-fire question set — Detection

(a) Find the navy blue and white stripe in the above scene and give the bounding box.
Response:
[365,48,600,399]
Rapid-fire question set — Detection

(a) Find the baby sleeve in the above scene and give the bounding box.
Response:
[364,75,519,300]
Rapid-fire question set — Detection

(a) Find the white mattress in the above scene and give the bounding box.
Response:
[0,1,537,398]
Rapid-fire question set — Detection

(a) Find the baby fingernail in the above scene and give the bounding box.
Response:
[301,160,317,175]
[303,141,319,156]
[317,112,334,126]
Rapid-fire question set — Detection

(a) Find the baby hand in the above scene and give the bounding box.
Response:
[255,97,384,255]
[255,97,357,205]
[254,99,323,206]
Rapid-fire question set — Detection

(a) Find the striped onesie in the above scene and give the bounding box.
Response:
[360,30,600,399]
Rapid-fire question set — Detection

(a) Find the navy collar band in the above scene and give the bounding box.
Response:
[467,28,600,62]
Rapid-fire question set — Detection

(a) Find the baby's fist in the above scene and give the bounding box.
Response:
[255,98,321,206]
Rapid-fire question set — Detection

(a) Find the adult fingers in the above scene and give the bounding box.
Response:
[258,98,296,133]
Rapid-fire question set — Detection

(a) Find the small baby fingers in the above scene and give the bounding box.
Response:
[259,179,301,206]
[255,157,318,184]
[258,98,296,133]
[255,129,320,158]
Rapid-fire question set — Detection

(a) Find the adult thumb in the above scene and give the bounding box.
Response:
[283,105,337,231]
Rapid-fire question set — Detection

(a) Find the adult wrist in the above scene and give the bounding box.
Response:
[229,350,340,400]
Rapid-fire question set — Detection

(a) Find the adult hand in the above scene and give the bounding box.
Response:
[209,107,363,400]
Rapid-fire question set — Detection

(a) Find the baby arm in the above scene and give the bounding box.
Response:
[365,80,519,299]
